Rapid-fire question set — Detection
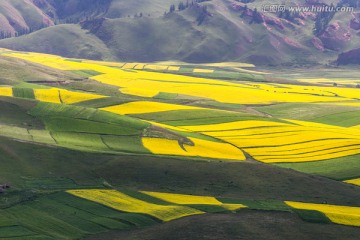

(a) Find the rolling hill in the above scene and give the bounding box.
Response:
[0,0,359,65]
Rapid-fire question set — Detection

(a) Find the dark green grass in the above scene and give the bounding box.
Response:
[29,198,122,233]
[275,154,360,180]
[153,92,178,100]
[30,102,150,135]
[101,135,149,154]
[29,102,98,119]
[0,97,43,129]
[68,70,103,77]
[0,225,36,238]
[74,97,132,108]
[3,205,85,239]
[183,204,231,213]
[44,117,142,135]
[218,198,291,212]
[51,132,110,151]
[256,103,360,120]
[309,111,360,127]
[12,88,35,99]
[24,177,80,190]
[292,209,331,224]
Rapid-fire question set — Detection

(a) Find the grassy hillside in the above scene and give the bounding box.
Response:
[0,25,113,60]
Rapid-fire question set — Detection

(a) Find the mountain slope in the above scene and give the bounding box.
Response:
[0,24,113,60]
[0,0,360,65]
[0,0,54,37]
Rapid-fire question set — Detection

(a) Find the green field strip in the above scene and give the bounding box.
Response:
[68,70,103,77]
[12,88,35,99]
[44,117,143,136]
[309,111,360,127]
[15,82,51,89]
[29,102,98,119]
[101,135,150,154]
[0,225,36,238]
[153,92,179,100]
[0,235,55,240]
[28,129,56,144]
[182,204,232,213]
[29,198,113,234]
[24,178,79,190]
[291,209,331,224]
[256,103,359,120]
[49,192,158,227]
[0,125,33,141]
[3,205,86,239]
[0,125,56,145]
[28,102,149,134]
[275,154,360,180]
[51,132,110,151]
[73,97,132,108]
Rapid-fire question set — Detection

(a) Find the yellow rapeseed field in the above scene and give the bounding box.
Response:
[141,137,245,161]
[167,66,180,71]
[67,189,204,222]
[344,178,360,186]
[182,120,291,132]
[286,201,360,227]
[193,69,214,73]
[4,51,360,105]
[141,191,246,211]
[141,191,224,205]
[182,119,360,163]
[0,87,13,97]
[34,88,105,104]
[101,101,201,115]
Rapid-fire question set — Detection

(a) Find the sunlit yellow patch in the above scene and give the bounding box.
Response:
[344,178,360,187]
[34,88,105,104]
[193,69,214,73]
[141,191,246,211]
[286,201,360,227]
[0,87,13,97]
[167,66,180,71]
[67,189,204,222]
[142,137,245,161]
[101,101,201,115]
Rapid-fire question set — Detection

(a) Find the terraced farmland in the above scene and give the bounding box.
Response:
[0,49,359,239]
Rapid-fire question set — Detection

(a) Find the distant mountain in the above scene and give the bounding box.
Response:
[337,47,360,65]
[0,0,359,65]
